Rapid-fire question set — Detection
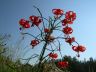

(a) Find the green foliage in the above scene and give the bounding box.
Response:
[0,55,15,72]
[1,54,96,72]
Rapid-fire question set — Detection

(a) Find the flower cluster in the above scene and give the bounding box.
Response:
[62,11,76,33]
[19,16,42,30]
[18,7,86,69]
[60,10,86,57]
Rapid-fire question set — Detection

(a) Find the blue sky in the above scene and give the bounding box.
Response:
[0,0,96,64]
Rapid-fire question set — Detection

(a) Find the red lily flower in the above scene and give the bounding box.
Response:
[19,19,30,28]
[29,16,42,26]
[58,61,68,68]
[52,9,64,18]
[48,53,58,59]
[65,37,75,44]
[62,18,73,26]
[30,40,39,47]
[63,26,73,34]
[23,22,30,28]
[19,19,26,26]
[65,11,76,21]
[72,46,79,52]
[72,45,86,52]
[78,45,86,52]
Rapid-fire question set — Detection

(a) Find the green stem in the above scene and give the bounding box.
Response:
[38,42,47,71]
